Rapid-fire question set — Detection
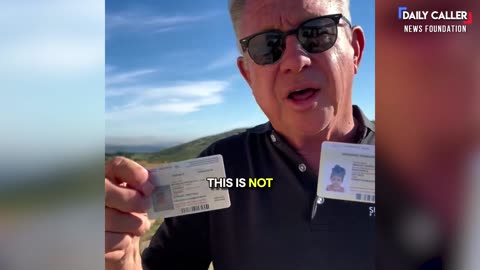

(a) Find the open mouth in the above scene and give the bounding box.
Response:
[287,88,320,101]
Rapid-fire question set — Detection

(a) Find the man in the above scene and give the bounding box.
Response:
[105,0,374,269]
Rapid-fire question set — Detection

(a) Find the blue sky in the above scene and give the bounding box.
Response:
[106,0,375,145]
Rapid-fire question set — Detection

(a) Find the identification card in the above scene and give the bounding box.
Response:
[147,155,231,218]
[316,142,375,204]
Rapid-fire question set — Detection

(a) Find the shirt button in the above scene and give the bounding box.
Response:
[298,163,306,172]
[317,197,325,204]
[270,134,277,143]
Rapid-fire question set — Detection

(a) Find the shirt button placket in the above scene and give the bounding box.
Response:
[298,163,306,172]
[317,197,325,205]
[270,134,277,143]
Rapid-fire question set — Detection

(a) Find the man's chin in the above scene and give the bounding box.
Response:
[288,120,330,137]
[291,109,332,130]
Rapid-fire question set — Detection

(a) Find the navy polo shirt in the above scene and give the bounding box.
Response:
[143,105,375,270]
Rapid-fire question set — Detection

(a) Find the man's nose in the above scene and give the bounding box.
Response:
[279,35,312,73]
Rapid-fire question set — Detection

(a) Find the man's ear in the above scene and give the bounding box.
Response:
[350,26,365,74]
[237,56,251,85]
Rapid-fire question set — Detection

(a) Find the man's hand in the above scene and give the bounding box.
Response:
[105,157,155,270]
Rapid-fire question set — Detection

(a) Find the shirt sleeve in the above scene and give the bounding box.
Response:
[141,146,218,270]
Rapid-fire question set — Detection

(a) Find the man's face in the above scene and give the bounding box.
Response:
[330,175,343,187]
[236,0,363,137]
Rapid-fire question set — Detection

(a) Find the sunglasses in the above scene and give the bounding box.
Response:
[239,14,352,65]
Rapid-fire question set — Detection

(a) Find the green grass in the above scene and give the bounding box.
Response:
[106,128,247,164]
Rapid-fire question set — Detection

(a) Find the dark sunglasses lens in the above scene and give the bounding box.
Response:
[248,32,284,65]
[298,18,337,53]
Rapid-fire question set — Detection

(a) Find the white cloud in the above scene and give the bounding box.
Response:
[153,27,178,33]
[106,80,229,120]
[140,81,227,99]
[206,49,239,71]
[106,11,219,34]
[142,15,210,26]
[106,86,141,97]
[106,69,157,86]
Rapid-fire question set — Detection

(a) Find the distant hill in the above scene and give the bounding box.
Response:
[105,144,171,154]
[105,128,248,163]
[106,121,375,164]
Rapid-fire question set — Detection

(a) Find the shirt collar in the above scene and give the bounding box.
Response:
[248,105,374,143]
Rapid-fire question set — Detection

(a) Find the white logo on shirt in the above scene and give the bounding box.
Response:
[369,206,375,217]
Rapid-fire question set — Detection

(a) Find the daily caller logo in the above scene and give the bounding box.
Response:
[398,6,473,33]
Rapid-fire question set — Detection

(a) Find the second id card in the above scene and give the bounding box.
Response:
[316,142,375,204]
[147,155,231,219]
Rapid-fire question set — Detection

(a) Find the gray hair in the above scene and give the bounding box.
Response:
[228,0,246,40]
[228,0,352,40]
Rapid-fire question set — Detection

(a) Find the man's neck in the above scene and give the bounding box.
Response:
[278,113,358,175]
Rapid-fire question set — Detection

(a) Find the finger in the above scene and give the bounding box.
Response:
[105,232,132,254]
[105,156,155,196]
[105,178,152,213]
[105,207,151,236]
[106,234,142,270]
